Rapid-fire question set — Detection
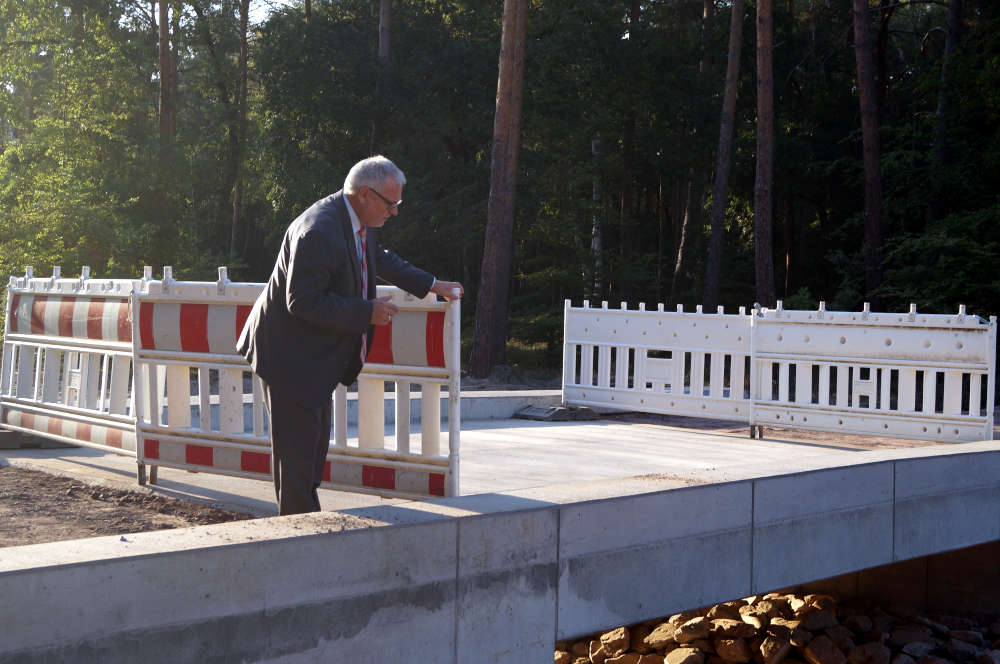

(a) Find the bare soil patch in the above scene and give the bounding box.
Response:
[0,465,253,548]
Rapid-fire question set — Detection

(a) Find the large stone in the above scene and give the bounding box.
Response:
[666,648,706,664]
[800,610,839,633]
[757,600,793,620]
[934,616,977,632]
[639,656,665,664]
[844,616,874,635]
[949,637,983,662]
[602,628,631,657]
[913,617,949,636]
[676,619,713,644]
[690,639,716,654]
[606,655,641,664]
[672,612,707,627]
[900,642,935,659]
[572,641,591,657]
[914,657,951,664]
[709,605,745,621]
[953,631,987,648]
[646,624,678,650]
[760,636,793,664]
[826,625,857,653]
[979,651,1000,664]
[574,658,591,664]
[847,642,891,664]
[631,624,653,655]
[888,626,934,649]
[789,598,808,613]
[556,652,571,664]
[869,610,897,635]
[804,635,848,664]
[712,619,760,639]
[591,640,608,664]
[890,655,915,664]
[805,595,837,611]
[714,639,752,663]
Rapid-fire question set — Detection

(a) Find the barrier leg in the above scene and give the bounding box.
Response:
[358,377,384,449]
[395,382,410,454]
[421,383,441,456]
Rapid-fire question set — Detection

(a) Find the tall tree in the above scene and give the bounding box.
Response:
[157,0,174,143]
[928,0,964,223]
[704,0,745,310]
[852,0,884,307]
[755,0,776,307]
[230,0,250,258]
[469,0,527,378]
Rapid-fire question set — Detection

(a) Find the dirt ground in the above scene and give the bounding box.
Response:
[0,465,253,548]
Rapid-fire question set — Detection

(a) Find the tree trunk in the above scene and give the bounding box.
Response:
[928,0,963,223]
[230,0,250,258]
[304,0,311,20]
[157,0,174,143]
[590,131,603,298]
[469,0,527,378]
[619,0,641,302]
[378,0,392,61]
[668,178,693,305]
[704,0,745,310]
[852,0,884,307]
[755,0,776,308]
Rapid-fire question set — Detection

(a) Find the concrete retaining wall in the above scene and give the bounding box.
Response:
[1,441,998,663]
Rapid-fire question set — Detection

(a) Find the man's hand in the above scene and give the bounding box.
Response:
[370,295,399,325]
[431,280,464,302]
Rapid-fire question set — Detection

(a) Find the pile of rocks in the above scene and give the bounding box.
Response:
[555,592,1000,664]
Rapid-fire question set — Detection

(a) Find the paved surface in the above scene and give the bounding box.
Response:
[0,409,955,517]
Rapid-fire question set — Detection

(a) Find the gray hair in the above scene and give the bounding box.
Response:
[343,155,406,195]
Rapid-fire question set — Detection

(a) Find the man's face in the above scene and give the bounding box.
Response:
[358,179,402,228]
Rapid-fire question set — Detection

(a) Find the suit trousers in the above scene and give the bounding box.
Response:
[261,380,332,515]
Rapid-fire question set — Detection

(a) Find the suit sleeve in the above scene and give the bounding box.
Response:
[285,226,372,333]
[373,239,435,298]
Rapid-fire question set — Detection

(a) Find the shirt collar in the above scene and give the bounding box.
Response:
[343,194,362,235]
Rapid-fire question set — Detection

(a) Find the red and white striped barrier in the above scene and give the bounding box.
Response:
[128,270,460,500]
[2,266,462,500]
[1,267,140,458]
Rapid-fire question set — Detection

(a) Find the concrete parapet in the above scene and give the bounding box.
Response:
[1,442,998,662]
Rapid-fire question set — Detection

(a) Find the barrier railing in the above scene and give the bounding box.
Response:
[564,300,996,443]
[1,266,461,500]
[1,267,140,455]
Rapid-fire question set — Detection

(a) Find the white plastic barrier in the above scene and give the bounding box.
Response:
[1,267,140,455]
[130,268,460,499]
[1,266,461,500]
[564,299,996,443]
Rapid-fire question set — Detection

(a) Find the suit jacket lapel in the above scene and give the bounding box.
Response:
[334,194,362,294]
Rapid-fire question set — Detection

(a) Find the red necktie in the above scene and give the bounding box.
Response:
[359,227,368,362]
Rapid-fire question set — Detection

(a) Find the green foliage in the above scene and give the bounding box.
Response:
[1,0,999,363]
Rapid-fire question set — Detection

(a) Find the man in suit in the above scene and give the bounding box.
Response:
[237,156,463,515]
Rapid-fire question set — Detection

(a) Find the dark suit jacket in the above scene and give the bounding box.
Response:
[237,191,434,407]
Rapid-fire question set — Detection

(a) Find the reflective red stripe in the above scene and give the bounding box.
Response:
[117,302,131,342]
[179,303,210,352]
[59,298,75,337]
[30,296,48,334]
[240,451,270,474]
[425,311,445,368]
[106,429,123,449]
[47,417,62,435]
[368,319,394,364]
[77,423,92,442]
[144,439,160,459]
[235,305,252,343]
[362,465,395,490]
[429,473,445,497]
[322,461,332,483]
[186,444,213,466]
[139,303,155,349]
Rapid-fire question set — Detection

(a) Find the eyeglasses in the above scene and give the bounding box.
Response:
[367,186,403,210]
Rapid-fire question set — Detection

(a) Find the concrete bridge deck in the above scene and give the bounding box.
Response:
[0,411,943,516]
[1,397,998,663]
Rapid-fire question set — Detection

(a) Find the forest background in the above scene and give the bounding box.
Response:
[1,0,998,377]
